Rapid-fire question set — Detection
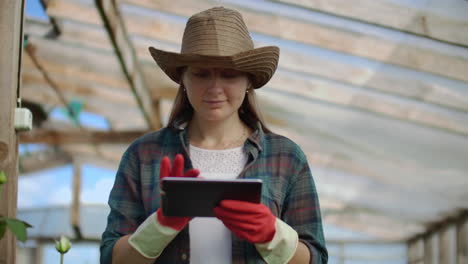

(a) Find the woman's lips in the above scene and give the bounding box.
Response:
[204,100,225,106]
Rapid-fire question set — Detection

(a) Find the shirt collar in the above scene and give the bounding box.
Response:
[172,120,264,153]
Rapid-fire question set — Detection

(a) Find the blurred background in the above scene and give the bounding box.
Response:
[10,0,468,263]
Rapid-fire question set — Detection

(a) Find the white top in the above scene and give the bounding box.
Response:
[189,144,248,264]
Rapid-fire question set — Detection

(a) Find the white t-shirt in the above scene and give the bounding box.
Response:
[189,144,248,264]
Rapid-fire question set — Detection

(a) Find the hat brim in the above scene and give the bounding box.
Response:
[148,46,279,89]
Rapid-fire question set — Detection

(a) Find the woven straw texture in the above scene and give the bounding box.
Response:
[149,7,279,88]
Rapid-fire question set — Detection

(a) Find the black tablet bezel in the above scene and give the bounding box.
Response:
[161,177,262,217]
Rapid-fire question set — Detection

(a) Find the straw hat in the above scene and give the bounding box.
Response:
[148,7,279,89]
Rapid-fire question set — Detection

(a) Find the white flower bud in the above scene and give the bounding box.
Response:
[55,235,72,254]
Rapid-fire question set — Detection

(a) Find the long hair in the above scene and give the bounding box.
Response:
[166,75,271,133]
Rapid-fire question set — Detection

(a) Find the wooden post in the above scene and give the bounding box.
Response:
[439,225,457,264]
[34,242,44,264]
[408,238,424,264]
[0,0,24,263]
[424,233,439,264]
[71,159,82,239]
[458,217,468,264]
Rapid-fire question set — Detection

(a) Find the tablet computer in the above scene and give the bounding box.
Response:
[161,177,262,217]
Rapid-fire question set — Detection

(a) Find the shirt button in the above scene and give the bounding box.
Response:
[181,253,187,261]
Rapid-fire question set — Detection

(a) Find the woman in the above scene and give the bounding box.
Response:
[100,6,327,264]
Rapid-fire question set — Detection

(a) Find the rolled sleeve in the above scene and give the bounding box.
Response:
[100,145,145,264]
[282,150,328,264]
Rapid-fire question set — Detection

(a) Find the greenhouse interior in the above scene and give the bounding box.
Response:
[1,0,468,263]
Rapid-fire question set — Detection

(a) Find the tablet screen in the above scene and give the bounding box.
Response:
[161,177,262,217]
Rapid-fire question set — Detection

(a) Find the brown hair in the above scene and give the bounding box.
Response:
[166,72,271,133]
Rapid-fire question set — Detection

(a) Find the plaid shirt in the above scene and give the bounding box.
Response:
[100,124,328,264]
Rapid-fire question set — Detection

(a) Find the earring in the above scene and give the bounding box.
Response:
[246,90,249,94]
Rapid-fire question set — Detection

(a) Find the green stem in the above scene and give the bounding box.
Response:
[60,253,64,264]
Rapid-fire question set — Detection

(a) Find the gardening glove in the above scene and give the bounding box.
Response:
[214,200,299,264]
[156,154,199,230]
[129,154,199,259]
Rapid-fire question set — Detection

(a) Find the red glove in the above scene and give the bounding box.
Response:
[213,200,276,243]
[156,154,199,231]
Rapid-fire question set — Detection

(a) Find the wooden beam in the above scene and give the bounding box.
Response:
[270,0,468,47]
[19,130,426,241]
[25,43,99,124]
[19,43,113,170]
[95,0,160,130]
[31,8,468,113]
[25,38,144,130]
[117,0,468,82]
[24,28,149,129]
[21,85,147,130]
[268,110,468,222]
[302,147,441,227]
[24,31,468,137]
[408,210,468,244]
[16,126,438,241]
[61,144,127,166]
[268,72,468,137]
[21,58,147,130]
[20,38,148,130]
[127,20,468,113]
[18,142,123,171]
[262,88,468,180]
[18,148,71,174]
[18,126,431,239]
[308,153,455,224]
[22,68,137,107]
[20,33,183,98]
[20,69,169,130]
[21,45,177,100]
[19,128,146,144]
[325,212,423,241]
[22,49,468,237]
[24,17,53,36]
[22,36,129,90]
[0,0,23,263]
[68,152,119,171]
[321,199,425,239]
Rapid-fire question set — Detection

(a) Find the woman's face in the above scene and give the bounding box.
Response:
[182,66,250,123]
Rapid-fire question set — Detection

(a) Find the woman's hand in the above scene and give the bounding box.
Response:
[127,154,199,259]
[157,154,199,231]
[214,200,300,263]
[213,200,276,243]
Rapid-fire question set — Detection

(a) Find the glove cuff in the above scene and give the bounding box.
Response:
[128,212,180,259]
[255,218,299,264]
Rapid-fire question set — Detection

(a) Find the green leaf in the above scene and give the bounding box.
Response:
[0,170,6,185]
[61,99,83,125]
[5,218,32,242]
[0,218,6,239]
[23,35,29,48]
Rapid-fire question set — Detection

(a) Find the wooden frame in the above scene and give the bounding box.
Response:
[0,0,24,263]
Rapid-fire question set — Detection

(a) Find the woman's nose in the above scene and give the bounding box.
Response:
[206,74,223,93]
